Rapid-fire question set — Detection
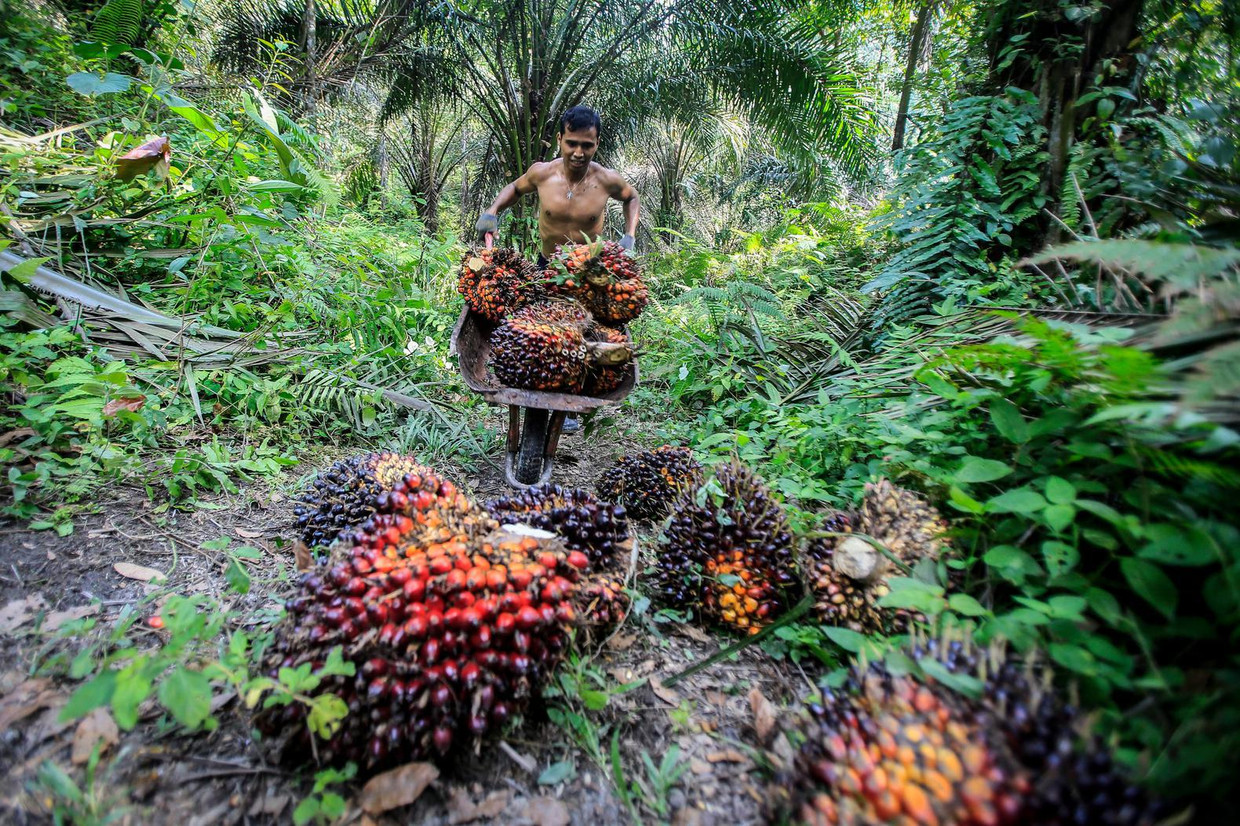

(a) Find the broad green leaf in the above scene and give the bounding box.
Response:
[987,487,1047,514]
[61,670,117,721]
[954,457,1012,484]
[224,557,251,595]
[580,689,609,711]
[1086,587,1123,625]
[1048,643,1096,675]
[983,545,1043,583]
[1120,558,1177,620]
[4,256,51,283]
[1041,541,1079,577]
[1044,503,1076,532]
[919,659,982,696]
[158,666,212,729]
[539,760,576,785]
[1045,477,1076,504]
[1047,595,1088,619]
[947,485,985,514]
[821,626,866,652]
[247,180,307,193]
[989,399,1029,443]
[1137,524,1216,566]
[66,71,132,96]
[111,664,153,730]
[148,88,221,136]
[948,594,988,616]
[877,577,945,614]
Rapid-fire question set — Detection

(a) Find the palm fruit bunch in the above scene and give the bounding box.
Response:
[778,634,1165,826]
[262,466,590,771]
[597,445,702,521]
[293,453,432,551]
[489,300,589,392]
[484,483,633,629]
[457,246,540,322]
[652,459,797,634]
[806,480,950,635]
[483,483,629,570]
[542,240,648,325]
[583,323,632,395]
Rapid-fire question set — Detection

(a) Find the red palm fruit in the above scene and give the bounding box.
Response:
[260,482,585,775]
[457,246,540,322]
[488,300,589,392]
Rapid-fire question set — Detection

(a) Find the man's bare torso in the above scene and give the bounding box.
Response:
[526,159,621,257]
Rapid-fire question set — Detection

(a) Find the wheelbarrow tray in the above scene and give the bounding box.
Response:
[450,307,637,411]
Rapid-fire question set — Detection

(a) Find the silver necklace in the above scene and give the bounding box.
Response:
[566,169,588,200]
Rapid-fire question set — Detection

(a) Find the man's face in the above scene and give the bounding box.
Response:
[558,125,599,171]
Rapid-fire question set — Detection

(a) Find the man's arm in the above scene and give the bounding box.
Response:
[605,173,640,250]
[484,165,542,218]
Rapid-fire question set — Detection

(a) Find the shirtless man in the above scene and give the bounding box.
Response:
[475,105,640,265]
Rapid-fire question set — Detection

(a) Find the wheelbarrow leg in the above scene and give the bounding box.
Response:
[507,408,556,487]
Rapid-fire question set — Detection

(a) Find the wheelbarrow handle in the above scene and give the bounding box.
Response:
[485,232,494,250]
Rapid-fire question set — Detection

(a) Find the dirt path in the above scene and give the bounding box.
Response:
[0,421,803,825]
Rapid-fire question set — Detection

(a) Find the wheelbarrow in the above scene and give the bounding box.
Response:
[450,237,638,488]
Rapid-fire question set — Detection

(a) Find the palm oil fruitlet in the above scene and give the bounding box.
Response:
[597,445,702,521]
[806,480,951,635]
[484,482,630,570]
[489,300,590,392]
[292,453,434,552]
[542,240,648,325]
[263,466,590,771]
[458,246,540,322]
[652,459,797,634]
[778,633,1165,826]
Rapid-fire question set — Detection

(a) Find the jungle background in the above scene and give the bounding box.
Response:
[1,0,1238,823]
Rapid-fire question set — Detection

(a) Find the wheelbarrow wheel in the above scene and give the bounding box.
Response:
[515,408,549,485]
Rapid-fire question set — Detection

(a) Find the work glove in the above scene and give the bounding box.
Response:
[475,213,498,240]
[618,233,635,253]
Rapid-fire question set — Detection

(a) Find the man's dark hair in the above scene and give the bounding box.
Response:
[560,105,601,135]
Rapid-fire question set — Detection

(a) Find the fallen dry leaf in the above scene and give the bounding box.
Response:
[235,528,264,539]
[247,795,289,817]
[705,690,728,708]
[447,788,511,824]
[650,676,682,707]
[748,686,777,745]
[358,761,438,815]
[771,731,796,770]
[705,749,748,764]
[71,707,119,764]
[689,758,712,775]
[606,632,638,651]
[114,562,166,583]
[44,604,99,631]
[0,427,37,448]
[672,808,704,826]
[519,797,570,826]
[677,623,712,643]
[115,136,171,182]
[294,540,314,572]
[0,593,50,633]
[102,396,146,417]
[0,677,57,729]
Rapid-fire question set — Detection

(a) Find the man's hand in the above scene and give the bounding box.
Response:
[475,213,498,239]
[618,233,635,253]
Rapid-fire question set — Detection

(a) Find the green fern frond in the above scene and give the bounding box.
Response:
[91,0,143,45]
[1132,442,1240,489]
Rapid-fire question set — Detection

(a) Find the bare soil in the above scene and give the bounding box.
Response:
[0,415,805,826]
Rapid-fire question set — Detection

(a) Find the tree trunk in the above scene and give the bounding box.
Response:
[986,0,1145,243]
[892,1,935,152]
[299,0,317,118]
